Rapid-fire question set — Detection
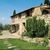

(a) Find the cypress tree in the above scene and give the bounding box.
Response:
[40,3,43,6]
[13,10,16,15]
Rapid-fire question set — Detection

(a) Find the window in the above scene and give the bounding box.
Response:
[26,10,32,17]
[26,11,30,17]
[18,14,21,18]
[23,23,25,26]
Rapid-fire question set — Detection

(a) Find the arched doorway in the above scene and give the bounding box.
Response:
[10,24,19,33]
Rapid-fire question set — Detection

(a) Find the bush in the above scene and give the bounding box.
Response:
[24,16,49,37]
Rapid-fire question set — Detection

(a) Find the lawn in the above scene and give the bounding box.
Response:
[0,38,50,50]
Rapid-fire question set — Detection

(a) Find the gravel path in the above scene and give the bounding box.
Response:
[0,30,18,39]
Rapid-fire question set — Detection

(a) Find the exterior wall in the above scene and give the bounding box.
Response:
[19,13,26,35]
[11,12,26,24]
[11,5,50,36]
[21,13,26,19]
[11,16,19,24]
[19,22,26,35]
[32,7,42,16]
[37,14,50,24]
[21,12,26,23]
[11,12,26,35]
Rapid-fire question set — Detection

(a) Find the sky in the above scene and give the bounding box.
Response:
[0,0,44,24]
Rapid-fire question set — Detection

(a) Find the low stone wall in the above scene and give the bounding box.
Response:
[21,36,44,43]
[20,36,50,47]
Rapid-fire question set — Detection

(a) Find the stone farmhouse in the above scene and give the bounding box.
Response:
[10,5,50,37]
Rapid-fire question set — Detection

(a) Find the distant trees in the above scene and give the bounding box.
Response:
[0,24,3,33]
[0,23,10,35]
[0,24,10,31]
[3,24,10,30]
[24,17,49,38]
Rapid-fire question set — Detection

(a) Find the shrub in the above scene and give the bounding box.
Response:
[24,16,49,37]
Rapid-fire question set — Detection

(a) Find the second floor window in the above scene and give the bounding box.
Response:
[18,14,21,18]
[26,10,32,17]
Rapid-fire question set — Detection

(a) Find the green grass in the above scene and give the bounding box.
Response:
[0,38,50,50]
[0,39,7,50]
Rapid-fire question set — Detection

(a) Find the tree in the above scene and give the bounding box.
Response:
[40,3,43,6]
[0,24,3,35]
[13,10,16,15]
[25,17,48,38]
[0,24,3,30]
[44,0,50,5]
[3,24,10,30]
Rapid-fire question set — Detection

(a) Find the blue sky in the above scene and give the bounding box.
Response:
[0,0,44,24]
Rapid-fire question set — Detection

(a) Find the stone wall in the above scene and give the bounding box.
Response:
[32,7,42,16]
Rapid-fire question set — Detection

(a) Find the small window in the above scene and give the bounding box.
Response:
[23,23,25,26]
[18,14,21,18]
[26,10,32,17]
[26,11,30,16]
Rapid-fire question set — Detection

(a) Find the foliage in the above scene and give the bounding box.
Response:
[26,18,32,32]
[0,24,3,34]
[44,0,50,5]
[0,24,10,30]
[0,24,10,35]
[0,24,3,30]
[25,17,49,37]
[3,24,10,30]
